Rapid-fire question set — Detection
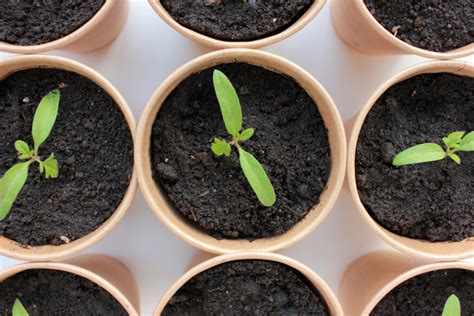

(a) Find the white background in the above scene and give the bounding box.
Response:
[1,1,472,315]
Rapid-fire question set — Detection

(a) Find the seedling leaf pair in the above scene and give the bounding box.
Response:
[211,70,276,207]
[12,299,29,316]
[393,131,474,166]
[442,294,461,316]
[0,90,61,221]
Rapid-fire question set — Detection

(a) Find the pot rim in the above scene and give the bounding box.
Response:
[0,259,139,315]
[147,0,327,49]
[351,0,474,59]
[136,48,346,254]
[347,60,474,261]
[153,251,343,315]
[0,55,137,261]
[0,0,118,54]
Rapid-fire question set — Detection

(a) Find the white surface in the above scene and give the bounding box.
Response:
[1,1,472,315]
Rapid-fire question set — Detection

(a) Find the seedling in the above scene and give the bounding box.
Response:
[210,70,276,207]
[12,299,29,316]
[0,90,60,221]
[393,131,474,166]
[442,294,461,316]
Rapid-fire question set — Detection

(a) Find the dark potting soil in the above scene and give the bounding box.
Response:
[160,0,316,41]
[0,68,133,247]
[151,63,330,240]
[371,269,474,315]
[0,269,127,315]
[364,0,474,52]
[163,260,330,315]
[356,73,474,242]
[0,0,105,46]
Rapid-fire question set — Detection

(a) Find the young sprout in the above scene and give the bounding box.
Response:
[393,131,474,166]
[211,70,276,207]
[0,89,61,221]
[12,299,29,316]
[442,294,461,316]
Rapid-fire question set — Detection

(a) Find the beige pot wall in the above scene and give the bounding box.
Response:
[0,55,137,261]
[0,0,128,54]
[136,49,346,254]
[330,0,474,59]
[340,251,474,316]
[0,254,139,315]
[147,0,326,49]
[154,252,343,315]
[347,60,474,261]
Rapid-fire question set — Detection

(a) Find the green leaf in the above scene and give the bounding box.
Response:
[393,143,446,166]
[443,131,465,148]
[238,128,255,141]
[238,147,276,207]
[442,294,461,316]
[32,89,60,154]
[43,153,59,179]
[15,140,31,156]
[213,70,242,137]
[459,131,474,152]
[12,299,29,316]
[448,153,461,165]
[211,138,231,157]
[0,162,30,221]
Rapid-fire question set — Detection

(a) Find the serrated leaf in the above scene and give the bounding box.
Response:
[238,147,276,207]
[213,70,242,137]
[393,143,446,166]
[12,299,29,316]
[18,153,31,160]
[211,138,231,157]
[0,162,30,221]
[442,294,461,316]
[43,153,59,179]
[447,131,465,145]
[459,131,474,152]
[32,89,60,154]
[448,153,461,165]
[39,161,44,174]
[15,140,31,156]
[238,128,255,141]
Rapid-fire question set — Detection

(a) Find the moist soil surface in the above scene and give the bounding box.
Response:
[0,0,105,46]
[364,0,474,52]
[163,260,330,315]
[0,269,127,315]
[160,0,315,41]
[371,268,474,315]
[356,73,474,242]
[151,62,330,240]
[0,68,133,247]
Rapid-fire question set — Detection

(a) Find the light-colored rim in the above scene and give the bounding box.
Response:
[0,260,138,315]
[363,261,474,314]
[354,0,474,59]
[0,0,117,54]
[348,60,474,261]
[136,48,346,254]
[153,252,343,315]
[148,0,327,49]
[0,55,137,261]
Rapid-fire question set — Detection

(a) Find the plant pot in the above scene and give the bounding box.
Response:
[0,254,139,315]
[0,0,128,54]
[154,252,343,315]
[0,55,136,261]
[340,250,474,315]
[136,48,346,254]
[347,60,474,261]
[147,0,326,49]
[331,0,474,59]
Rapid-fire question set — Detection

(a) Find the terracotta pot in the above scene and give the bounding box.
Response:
[340,250,474,316]
[0,0,128,54]
[147,0,326,49]
[153,252,343,315]
[347,60,474,261]
[0,55,137,261]
[136,48,346,254]
[330,0,474,59]
[0,254,139,315]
